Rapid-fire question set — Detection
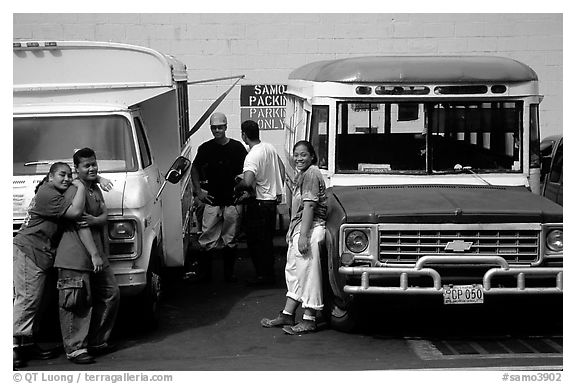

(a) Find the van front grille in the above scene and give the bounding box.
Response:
[109,242,137,258]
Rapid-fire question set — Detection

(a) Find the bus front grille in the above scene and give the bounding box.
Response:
[379,227,539,264]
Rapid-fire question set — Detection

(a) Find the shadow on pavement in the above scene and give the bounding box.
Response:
[111,238,289,343]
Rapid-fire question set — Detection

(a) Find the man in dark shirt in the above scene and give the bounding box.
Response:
[190,112,248,282]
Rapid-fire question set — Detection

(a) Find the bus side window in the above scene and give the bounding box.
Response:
[310,106,329,170]
[176,81,190,148]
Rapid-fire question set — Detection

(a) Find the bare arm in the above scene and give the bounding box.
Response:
[191,164,202,193]
[242,170,256,190]
[278,154,286,183]
[297,201,316,255]
[191,164,214,205]
[96,175,113,192]
[276,155,286,203]
[62,181,104,272]
[79,199,108,228]
[81,198,107,272]
[234,170,256,195]
[78,227,103,273]
[63,180,86,219]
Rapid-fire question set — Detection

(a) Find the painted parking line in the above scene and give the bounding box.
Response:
[407,337,562,361]
[409,366,563,371]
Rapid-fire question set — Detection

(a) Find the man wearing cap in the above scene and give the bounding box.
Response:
[189,112,248,282]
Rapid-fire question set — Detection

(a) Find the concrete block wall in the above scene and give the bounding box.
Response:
[13,13,563,161]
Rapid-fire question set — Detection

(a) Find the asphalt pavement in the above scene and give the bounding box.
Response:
[20,233,563,371]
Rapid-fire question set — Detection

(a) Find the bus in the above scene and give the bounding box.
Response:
[283,56,563,331]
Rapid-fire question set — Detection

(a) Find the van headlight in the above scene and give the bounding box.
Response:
[109,220,136,239]
[345,230,369,253]
[546,230,563,252]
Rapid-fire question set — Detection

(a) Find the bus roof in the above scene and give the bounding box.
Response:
[288,56,538,84]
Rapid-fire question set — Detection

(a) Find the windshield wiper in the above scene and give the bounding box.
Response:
[453,164,492,186]
[24,161,50,166]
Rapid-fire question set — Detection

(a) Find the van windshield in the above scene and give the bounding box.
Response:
[336,101,522,174]
[13,115,137,175]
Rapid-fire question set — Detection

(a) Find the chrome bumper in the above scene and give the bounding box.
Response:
[113,267,147,296]
[339,255,563,295]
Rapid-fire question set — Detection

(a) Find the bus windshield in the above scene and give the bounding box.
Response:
[13,115,138,175]
[336,101,522,174]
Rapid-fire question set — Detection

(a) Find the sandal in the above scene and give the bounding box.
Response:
[261,312,295,328]
[282,320,317,335]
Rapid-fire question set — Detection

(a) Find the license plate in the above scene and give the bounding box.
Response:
[443,284,484,304]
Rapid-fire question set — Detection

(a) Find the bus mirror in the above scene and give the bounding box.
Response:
[165,156,191,184]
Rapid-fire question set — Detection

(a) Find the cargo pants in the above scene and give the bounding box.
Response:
[57,267,120,358]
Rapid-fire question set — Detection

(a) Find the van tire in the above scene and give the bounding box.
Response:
[137,246,162,329]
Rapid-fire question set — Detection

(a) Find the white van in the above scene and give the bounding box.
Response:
[13,41,209,325]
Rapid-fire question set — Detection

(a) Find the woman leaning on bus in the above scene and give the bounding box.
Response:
[261,140,328,335]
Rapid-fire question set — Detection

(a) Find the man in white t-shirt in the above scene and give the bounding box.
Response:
[237,120,285,286]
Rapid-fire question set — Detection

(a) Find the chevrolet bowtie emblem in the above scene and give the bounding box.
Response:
[444,240,473,252]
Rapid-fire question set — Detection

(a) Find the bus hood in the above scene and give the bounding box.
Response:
[330,185,563,224]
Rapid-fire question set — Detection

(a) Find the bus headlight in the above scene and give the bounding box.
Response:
[546,230,563,252]
[345,230,369,253]
[109,220,136,239]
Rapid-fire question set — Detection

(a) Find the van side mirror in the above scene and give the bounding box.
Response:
[165,156,191,184]
[155,156,191,202]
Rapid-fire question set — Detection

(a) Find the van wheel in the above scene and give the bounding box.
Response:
[138,248,162,329]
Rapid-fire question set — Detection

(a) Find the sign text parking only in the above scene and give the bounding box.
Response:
[240,84,286,130]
